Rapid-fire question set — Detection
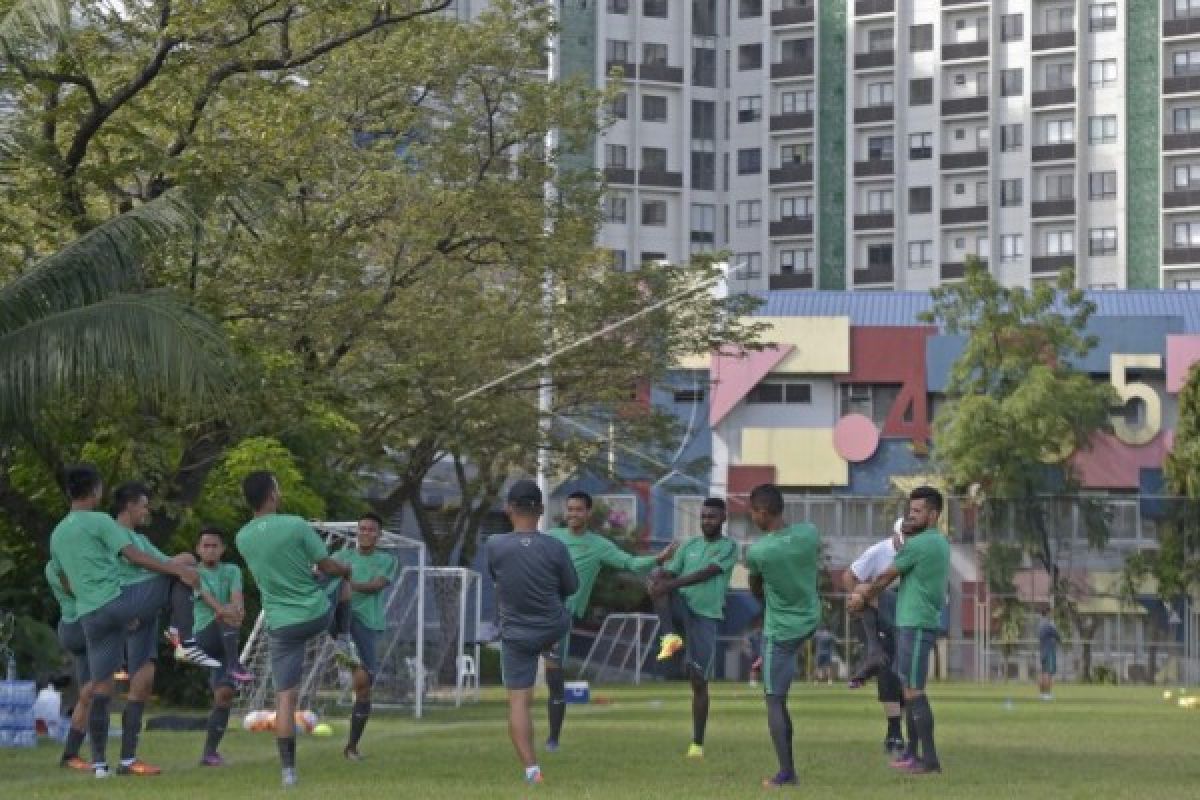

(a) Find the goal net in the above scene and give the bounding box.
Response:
[577,612,660,685]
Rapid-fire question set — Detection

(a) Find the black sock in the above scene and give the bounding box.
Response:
[204,705,231,757]
[691,681,710,746]
[169,580,195,641]
[904,705,919,759]
[861,607,882,659]
[765,695,794,776]
[545,668,566,743]
[120,701,145,762]
[910,694,939,767]
[61,726,87,761]
[886,714,902,740]
[333,599,353,637]
[276,736,296,769]
[88,694,111,768]
[348,701,371,750]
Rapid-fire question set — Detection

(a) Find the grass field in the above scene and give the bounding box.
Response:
[1,681,1197,799]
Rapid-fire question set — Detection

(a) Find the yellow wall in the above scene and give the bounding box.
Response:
[678,316,850,373]
[742,428,848,486]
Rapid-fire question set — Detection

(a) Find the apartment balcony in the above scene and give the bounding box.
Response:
[855,50,894,71]
[1032,199,1076,218]
[941,95,988,116]
[853,158,894,177]
[1032,255,1072,274]
[854,104,894,124]
[1165,74,1200,96]
[638,63,684,84]
[854,212,895,231]
[853,262,894,284]
[769,111,814,132]
[1164,17,1200,38]
[1031,31,1076,51]
[941,205,988,225]
[942,41,989,61]
[769,217,814,236]
[637,169,683,188]
[605,60,637,78]
[941,150,988,170]
[1165,247,1200,265]
[1032,87,1076,108]
[1165,131,1200,151]
[1164,189,1200,209]
[769,162,814,184]
[855,0,894,15]
[604,167,636,184]
[769,271,814,289]
[1031,143,1076,162]
[771,58,815,79]
[771,6,815,27]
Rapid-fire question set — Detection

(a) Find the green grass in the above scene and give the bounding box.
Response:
[2,682,1197,798]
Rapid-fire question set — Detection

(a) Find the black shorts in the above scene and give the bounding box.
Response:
[268,606,334,692]
[57,620,90,687]
[894,627,937,691]
[501,624,569,690]
[81,576,171,683]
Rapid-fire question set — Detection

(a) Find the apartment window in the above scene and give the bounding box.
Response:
[610,92,628,119]
[690,204,716,243]
[867,81,893,107]
[780,195,812,219]
[734,252,762,279]
[781,38,813,62]
[693,46,716,86]
[1046,118,1075,144]
[779,248,813,274]
[910,24,933,52]
[1000,69,1023,97]
[1000,179,1023,207]
[1175,222,1200,247]
[954,73,967,86]
[781,90,814,114]
[1000,234,1025,261]
[641,200,667,226]
[867,189,894,213]
[866,243,893,266]
[1175,107,1200,133]
[737,95,762,122]
[780,143,812,164]
[1000,124,1024,152]
[909,186,932,213]
[640,251,667,266]
[610,249,627,271]
[1046,174,1074,201]
[1045,62,1074,90]
[1089,227,1118,255]
[738,0,762,17]
[1000,13,1023,42]
[736,199,762,227]
[1046,230,1074,255]
[1178,0,1200,19]
[1175,50,1200,77]
[1175,165,1200,189]
[738,44,762,70]
[908,240,933,268]
[910,78,933,106]
[643,43,668,66]
[747,377,811,404]
[692,100,716,139]
[1176,279,1200,289]
[867,29,892,54]
[737,148,761,174]
[1088,115,1117,144]
[1090,171,1117,199]
[1089,3,1116,31]
[607,0,629,12]
[954,127,966,141]
[954,182,966,196]
[606,39,630,64]
[603,195,628,223]
[605,143,628,167]
[691,151,716,190]
[1089,59,1118,87]
[641,147,667,171]
[909,132,932,160]
[642,95,668,122]
[642,0,667,15]
[1045,7,1074,33]
[866,135,894,161]
[976,71,988,95]
[976,180,989,205]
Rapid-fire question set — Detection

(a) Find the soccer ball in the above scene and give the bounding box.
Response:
[294,710,318,733]
[242,710,275,732]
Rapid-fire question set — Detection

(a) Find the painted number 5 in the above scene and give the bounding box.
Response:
[1110,354,1163,446]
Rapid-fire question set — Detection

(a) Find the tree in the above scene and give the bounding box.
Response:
[920,259,1118,677]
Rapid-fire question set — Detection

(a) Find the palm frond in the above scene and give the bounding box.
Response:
[0,290,231,425]
[0,0,67,46]
[0,188,200,335]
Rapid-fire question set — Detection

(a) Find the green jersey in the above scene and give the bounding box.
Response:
[745,523,821,641]
[892,528,950,629]
[664,535,739,620]
[193,562,243,632]
[48,510,132,616]
[236,514,330,630]
[45,559,78,624]
[115,527,169,587]
[547,528,658,618]
[332,548,398,631]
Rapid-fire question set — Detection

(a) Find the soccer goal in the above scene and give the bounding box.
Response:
[577,612,659,685]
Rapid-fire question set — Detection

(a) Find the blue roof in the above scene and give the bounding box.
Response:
[753,290,1200,332]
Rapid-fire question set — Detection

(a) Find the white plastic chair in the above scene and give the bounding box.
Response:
[456,654,478,695]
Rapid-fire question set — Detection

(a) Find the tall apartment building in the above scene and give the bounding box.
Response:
[537,0,1196,292]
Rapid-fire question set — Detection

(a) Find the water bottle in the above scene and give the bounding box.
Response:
[5,654,15,681]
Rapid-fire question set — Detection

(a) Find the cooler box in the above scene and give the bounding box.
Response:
[564,681,590,704]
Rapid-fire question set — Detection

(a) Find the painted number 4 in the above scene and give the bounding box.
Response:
[1109,354,1162,446]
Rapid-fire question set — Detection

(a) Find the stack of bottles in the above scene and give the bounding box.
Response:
[0,657,37,748]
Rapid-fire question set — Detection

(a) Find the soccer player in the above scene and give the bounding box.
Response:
[327,511,398,761]
[45,558,94,771]
[842,516,909,755]
[745,483,821,789]
[1037,607,1061,701]
[853,486,950,775]
[48,465,205,778]
[543,490,675,751]
[193,526,250,767]
[235,470,352,788]
[648,497,738,759]
[485,480,578,785]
